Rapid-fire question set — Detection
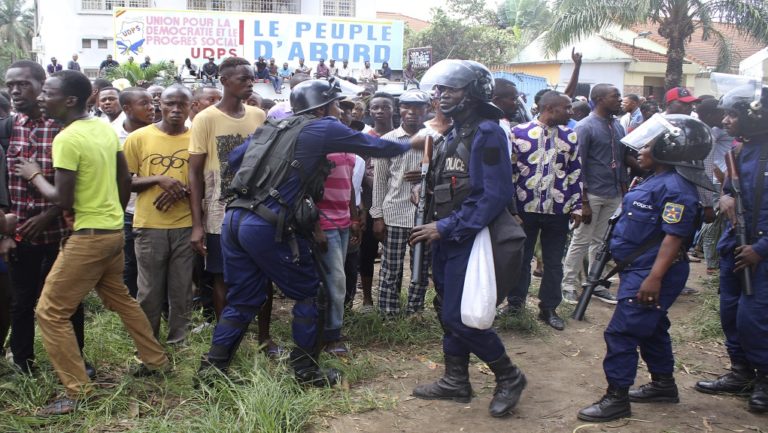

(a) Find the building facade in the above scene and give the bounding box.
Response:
[34,0,376,75]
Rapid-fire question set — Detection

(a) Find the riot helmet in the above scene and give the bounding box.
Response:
[420,59,503,119]
[622,114,715,191]
[718,83,768,138]
[291,77,345,115]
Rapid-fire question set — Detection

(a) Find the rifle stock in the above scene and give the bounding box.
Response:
[572,209,621,321]
[411,135,434,284]
[724,151,754,296]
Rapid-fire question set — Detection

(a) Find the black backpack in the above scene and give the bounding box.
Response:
[0,115,14,151]
[228,115,333,241]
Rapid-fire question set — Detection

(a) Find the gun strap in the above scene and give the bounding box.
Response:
[750,144,768,242]
[603,232,666,280]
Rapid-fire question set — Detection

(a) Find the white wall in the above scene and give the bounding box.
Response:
[557,62,626,94]
[36,0,374,73]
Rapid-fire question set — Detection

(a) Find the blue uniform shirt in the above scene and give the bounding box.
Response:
[610,171,701,270]
[436,119,516,243]
[718,138,768,258]
[228,116,410,221]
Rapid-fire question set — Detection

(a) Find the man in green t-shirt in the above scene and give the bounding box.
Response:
[15,70,169,416]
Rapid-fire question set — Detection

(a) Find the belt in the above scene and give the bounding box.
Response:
[72,228,122,236]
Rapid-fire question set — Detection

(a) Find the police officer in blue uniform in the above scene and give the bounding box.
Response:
[409,59,527,418]
[578,115,714,422]
[695,85,768,414]
[197,79,417,386]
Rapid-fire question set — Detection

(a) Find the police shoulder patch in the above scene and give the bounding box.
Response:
[662,202,684,224]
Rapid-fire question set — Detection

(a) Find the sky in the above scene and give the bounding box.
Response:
[378,0,502,21]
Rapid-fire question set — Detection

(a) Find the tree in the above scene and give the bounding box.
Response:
[105,61,179,87]
[543,0,768,91]
[407,8,517,65]
[497,0,553,46]
[0,0,33,63]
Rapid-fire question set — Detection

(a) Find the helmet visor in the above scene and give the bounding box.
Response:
[621,114,681,151]
[420,60,475,92]
[710,72,761,97]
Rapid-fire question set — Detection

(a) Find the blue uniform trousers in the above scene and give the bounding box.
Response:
[207,209,321,362]
[603,262,688,387]
[719,252,768,374]
[432,237,505,362]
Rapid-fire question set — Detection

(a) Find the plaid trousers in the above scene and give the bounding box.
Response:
[377,225,430,315]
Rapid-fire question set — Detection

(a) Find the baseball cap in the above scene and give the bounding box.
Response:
[339,98,356,110]
[665,87,701,104]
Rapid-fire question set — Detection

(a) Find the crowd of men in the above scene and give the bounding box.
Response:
[48,53,397,90]
[0,51,765,424]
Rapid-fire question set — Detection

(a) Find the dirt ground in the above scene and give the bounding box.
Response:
[319,262,766,433]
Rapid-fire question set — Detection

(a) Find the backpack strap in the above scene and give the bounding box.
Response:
[750,143,768,242]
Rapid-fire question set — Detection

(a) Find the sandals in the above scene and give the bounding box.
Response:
[37,398,78,416]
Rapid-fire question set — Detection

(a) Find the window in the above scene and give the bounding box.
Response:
[241,0,299,13]
[81,0,150,10]
[98,39,108,49]
[187,0,298,12]
[322,0,355,17]
[82,39,92,49]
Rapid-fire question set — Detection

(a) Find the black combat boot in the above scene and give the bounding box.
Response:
[578,385,631,422]
[412,354,473,403]
[748,374,768,413]
[487,354,527,417]
[695,363,755,396]
[194,354,230,388]
[290,348,341,387]
[629,373,679,403]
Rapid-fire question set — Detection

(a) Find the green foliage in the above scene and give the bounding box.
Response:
[544,0,768,89]
[498,0,554,46]
[105,61,179,87]
[0,0,33,85]
[406,8,518,65]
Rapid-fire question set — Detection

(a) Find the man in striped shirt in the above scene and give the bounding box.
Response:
[371,89,432,316]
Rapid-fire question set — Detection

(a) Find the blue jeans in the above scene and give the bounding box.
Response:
[507,212,570,310]
[317,228,349,342]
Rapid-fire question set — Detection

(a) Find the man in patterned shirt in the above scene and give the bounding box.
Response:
[504,91,583,330]
[370,89,432,317]
[4,60,92,376]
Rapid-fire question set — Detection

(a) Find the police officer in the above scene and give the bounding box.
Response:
[578,115,714,422]
[197,79,418,386]
[695,85,768,413]
[409,60,527,418]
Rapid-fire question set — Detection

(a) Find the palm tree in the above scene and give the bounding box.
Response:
[0,0,33,62]
[105,61,180,87]
[543,0,768,91]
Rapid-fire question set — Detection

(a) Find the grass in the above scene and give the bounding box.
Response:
[0,291,444,433]
[683,275,725,342]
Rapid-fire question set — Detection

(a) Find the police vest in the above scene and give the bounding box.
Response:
[228,115,333,240]
[431,117,482,220]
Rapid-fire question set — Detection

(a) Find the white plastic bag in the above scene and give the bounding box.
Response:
[461,227,497,329]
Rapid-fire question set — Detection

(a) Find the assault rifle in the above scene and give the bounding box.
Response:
[724,151,754,296]
[411,135,434,284]
[572,208,622,321]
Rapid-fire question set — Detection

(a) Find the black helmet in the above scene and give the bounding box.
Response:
[652,114,715,191]
[719,83,768,138]
[420,59,503,119]
[290,77,344,115]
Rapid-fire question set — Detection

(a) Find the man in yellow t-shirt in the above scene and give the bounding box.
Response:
[15,70,168,416]
[188,56,265,319]
[125,85,194,345]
